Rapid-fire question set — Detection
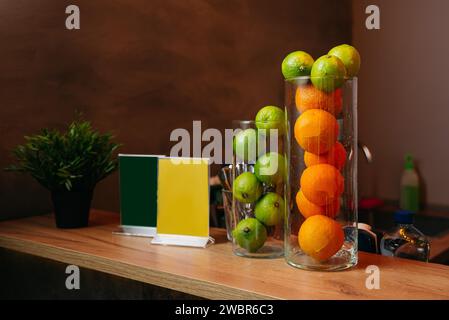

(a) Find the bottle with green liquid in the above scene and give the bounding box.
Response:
[400,154,420,212]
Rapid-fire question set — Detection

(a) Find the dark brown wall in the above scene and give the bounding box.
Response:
[0,0,351,219]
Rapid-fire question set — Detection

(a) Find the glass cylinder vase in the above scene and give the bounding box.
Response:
[284,76,358,271]
[231,120,286,258]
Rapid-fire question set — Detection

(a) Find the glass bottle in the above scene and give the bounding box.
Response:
[380,210,430,262]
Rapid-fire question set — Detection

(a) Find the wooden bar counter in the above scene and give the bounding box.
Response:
[0,210,448,300]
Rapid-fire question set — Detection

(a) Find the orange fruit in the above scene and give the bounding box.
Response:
[294,109,338,155]
[300,164,344,206]
[304,141,347,171]
[295,85,343,115]
[296,189,340,219]
[298,215,344,261]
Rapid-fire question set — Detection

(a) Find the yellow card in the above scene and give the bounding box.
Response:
[152,157,210,247]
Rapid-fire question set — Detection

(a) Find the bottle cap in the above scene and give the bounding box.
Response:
[404,154,414,170]
[394,210,414,224]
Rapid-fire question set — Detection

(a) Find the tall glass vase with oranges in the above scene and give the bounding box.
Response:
[283,48,359,270]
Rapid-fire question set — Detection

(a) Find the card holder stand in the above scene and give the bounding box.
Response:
[151,234,215,248]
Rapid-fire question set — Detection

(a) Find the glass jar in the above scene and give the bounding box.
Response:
[231,120,286,258]
[284,76,358,271]
[221,189,233,241]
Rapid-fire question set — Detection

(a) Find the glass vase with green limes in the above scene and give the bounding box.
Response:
[231,106,287,258]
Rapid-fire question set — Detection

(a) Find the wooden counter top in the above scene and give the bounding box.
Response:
[1,210,448,300]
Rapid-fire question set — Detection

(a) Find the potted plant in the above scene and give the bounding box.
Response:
[6,119,121,228]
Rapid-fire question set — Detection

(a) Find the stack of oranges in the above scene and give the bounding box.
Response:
[294,86,346,261]
[294,84,346,261]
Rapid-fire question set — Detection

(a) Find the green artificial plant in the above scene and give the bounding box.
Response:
[6,119,121,192]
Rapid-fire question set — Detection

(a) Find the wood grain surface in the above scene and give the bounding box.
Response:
[1,210,448,300]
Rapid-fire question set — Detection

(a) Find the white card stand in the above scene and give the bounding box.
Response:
[151,234,214,248]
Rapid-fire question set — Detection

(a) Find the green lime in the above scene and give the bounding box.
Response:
[310,55,346,92]
[281,51,314,79]
[255,192,285,226]
[254,152,285,185]
[328,44,361,77]
[232,218,267,252]
[233,172,263,203]
[255,105,285,136]
[233,128,257,162]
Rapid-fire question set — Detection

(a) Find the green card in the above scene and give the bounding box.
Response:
[118,154,159,236]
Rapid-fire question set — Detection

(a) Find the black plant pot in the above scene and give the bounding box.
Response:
[51,190,94,228]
